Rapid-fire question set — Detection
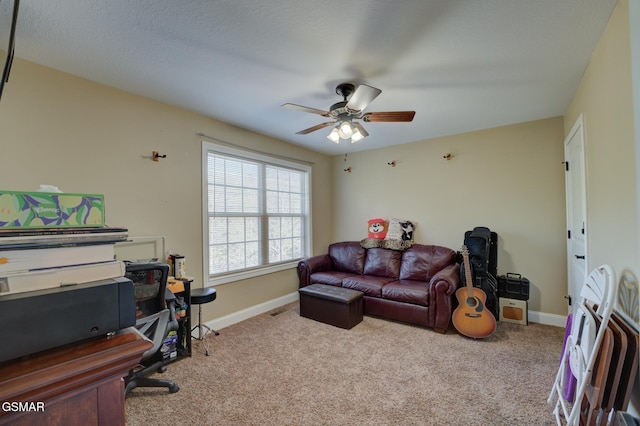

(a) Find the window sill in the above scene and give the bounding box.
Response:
[206,261,299,286]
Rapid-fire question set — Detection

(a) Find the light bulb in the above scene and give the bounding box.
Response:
[338,121,353,139]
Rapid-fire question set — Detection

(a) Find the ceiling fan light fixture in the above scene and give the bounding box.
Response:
[327,127,340,143]
[284,82,414,146]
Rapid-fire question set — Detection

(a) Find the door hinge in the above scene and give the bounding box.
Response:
[564,295,572,306]
[568,230,571,239]
[563,161,569,171]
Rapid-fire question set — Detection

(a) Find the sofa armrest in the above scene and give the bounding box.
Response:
[428,263,461,332]
[428,263,460,296]
[297,254,332,288]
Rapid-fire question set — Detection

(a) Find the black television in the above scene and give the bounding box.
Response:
[0,0,19,101]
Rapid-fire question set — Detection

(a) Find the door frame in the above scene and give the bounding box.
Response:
[564,113,589,312]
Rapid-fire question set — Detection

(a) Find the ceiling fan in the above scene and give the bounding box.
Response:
[282,83,415,144]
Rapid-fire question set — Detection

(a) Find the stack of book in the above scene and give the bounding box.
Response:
[0,226,129,297]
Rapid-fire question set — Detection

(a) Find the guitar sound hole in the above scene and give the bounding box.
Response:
[466,296,485,313]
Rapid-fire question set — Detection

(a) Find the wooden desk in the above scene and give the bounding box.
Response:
[0,328,151,426]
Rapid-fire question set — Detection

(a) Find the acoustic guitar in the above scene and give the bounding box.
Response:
[452,245,497,339]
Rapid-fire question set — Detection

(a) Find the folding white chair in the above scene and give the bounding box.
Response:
[548,264,617,425]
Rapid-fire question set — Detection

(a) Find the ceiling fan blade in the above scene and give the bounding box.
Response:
[362,111,416,122]
[345,84,381,113]
[352,122,369,137]
[295,121,335,135]
[282,103,329,116]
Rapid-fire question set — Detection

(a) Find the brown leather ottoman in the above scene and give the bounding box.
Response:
[299,284,364,329]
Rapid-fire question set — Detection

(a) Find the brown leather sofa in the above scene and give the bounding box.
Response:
[297,241,460,333]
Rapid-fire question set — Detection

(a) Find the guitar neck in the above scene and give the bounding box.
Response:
[462,252,474,297]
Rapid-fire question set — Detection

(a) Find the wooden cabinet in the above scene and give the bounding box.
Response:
[0,328,151,426]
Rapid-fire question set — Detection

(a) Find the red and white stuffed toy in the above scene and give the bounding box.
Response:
[367,218,388,239]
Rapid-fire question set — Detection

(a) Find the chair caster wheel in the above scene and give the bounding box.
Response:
[169,384,180,393]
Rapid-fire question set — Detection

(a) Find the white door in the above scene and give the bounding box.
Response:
[564,115,588,312]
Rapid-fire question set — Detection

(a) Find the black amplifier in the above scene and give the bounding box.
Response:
[0,277,135,363]
[497,273,530,301]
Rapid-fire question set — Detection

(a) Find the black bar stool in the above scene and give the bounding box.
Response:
[190,287,219,356]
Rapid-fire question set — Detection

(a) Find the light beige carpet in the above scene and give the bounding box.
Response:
[125,302,564,425]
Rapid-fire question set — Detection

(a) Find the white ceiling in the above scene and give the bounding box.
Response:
[0,0,617,155]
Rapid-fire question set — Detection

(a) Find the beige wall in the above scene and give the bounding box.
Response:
[565,0,639,414]
[0,57,573,319]
[565,1,640,413]
[331,117,568,316]
[0,0,635,324]
[564,0,638,287]
[0,57,334,321]
[331,0,638,319]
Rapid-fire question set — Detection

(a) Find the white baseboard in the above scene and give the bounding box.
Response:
[203,294,568,331]
[528,310,567,328]
[204,291,299,331]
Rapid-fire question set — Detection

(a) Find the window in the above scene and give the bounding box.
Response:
[202,141,311,285]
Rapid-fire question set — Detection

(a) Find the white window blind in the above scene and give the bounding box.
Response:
[202,141,311,285]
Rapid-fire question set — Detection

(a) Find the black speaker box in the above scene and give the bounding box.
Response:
[0,277,135,363]
[498,273,530,301]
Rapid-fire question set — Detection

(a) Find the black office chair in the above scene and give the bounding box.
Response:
[124,262,179,396]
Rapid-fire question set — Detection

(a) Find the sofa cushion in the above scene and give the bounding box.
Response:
[399,244,457,281]
[342,275,396,297]
[329,242,366,275]
[310,271,358,287]
[363,248,402,278]
[381,280,430,307]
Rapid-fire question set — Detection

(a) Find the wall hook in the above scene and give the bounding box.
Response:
[443,153,453,160]
[387,161,396,167]
[152,151,167,162]
[344,167,352,173]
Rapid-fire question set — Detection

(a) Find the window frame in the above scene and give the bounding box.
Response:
[201,141,312,286]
